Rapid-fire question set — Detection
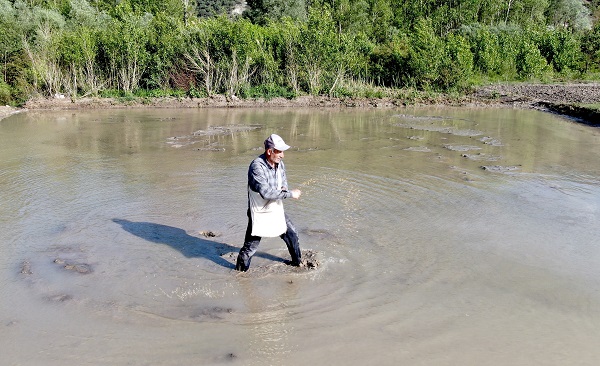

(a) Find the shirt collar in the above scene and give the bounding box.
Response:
[260,153,278,169]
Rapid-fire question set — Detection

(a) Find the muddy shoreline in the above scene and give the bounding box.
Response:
[2,83,599,125]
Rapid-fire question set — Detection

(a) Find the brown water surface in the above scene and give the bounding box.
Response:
[1,107,600,365]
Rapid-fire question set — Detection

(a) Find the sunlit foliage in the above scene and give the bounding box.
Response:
[0,0,598,105]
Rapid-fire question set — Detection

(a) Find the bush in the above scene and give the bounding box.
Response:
[462,25,501,75]
[438,33,473,90]
[0,80,12,105]
[495,25,523,78]
[144,13,186,90]
[406,18,444,89]
[369,36,409,87]
[539,28,582,75]
[516,39,548,79]
[582,22,600,72]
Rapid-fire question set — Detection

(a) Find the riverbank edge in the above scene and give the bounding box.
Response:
[2,83,599,125]
[536,102,600,126]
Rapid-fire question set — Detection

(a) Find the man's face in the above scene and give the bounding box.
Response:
[266,148,284,166]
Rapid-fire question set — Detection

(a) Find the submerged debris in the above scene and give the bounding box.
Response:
[199,230,221,238]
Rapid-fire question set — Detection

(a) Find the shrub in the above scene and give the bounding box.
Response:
[406,18,444,89]
[369,36,409,87]
[539,28,583,74]
[462,25,501,75]
[516,39,548,79]
[0,80,12,105]
[439,33,473,90]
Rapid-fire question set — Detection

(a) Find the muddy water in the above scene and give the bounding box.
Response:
[1,107,600,365]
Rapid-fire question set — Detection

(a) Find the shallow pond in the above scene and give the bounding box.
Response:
[1,107,600,365]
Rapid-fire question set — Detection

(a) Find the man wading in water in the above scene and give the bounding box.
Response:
[235,134,303,271]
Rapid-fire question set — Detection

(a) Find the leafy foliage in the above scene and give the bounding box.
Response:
[0,0,599,105]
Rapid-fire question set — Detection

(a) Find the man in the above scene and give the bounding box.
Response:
[235,134,303,271]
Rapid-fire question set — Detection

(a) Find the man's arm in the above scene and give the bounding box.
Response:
[280,161,301,199]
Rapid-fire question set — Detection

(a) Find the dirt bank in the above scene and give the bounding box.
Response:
[2,83,599,124]
[472,83,600,104]
[471,82,600,125]
[0,105,23,121]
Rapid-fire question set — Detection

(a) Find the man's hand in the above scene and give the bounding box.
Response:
[290,189,302,199]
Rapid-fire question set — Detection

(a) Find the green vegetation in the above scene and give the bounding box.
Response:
[0,0,599,106]
[581,103,600,110]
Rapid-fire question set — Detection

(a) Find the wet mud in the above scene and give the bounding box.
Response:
[404,146,432,152]
[54,259,93,274]
[20,261,32,275]
[166,125,261,149]
[231,249,321,277]
[480,165,522,173]
[443,144,482,152]
[189,306,234,320]
[199,230,221,238]
[461,153,501,161]
[45,294,73,302]
[392,112,530,178]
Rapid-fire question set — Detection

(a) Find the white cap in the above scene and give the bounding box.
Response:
[264,134,290,151]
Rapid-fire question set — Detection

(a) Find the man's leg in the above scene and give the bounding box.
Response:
[236,210,261,271]
[280,214,302,266]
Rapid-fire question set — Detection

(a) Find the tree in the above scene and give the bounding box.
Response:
[546,0,592,31]
[244,0,306,24]
[406,18,445,89]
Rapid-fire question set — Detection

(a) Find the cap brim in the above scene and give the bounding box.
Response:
[275,143,291,151]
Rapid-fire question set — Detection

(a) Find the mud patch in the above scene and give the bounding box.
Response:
[196,147,226,152]
[299,250,319,269]
[461,153,501,161]
[237,250,320,277]
[302,228,337,241]
[20,261,33,275]
[480,165,521,173]
[45,294,73,302]
[449,166,477,182]
[404,146,431,152]
[199,230,221,238]
[192,125,261,136]
[394,114,446,121]
[54,258,93,274]
[394,122,484,137]
[443,144,482,152]
[167,125,261,149]
[189,306,234,320]
[480,136,503,146]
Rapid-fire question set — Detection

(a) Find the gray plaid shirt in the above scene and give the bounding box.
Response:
[247,153,292,204]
